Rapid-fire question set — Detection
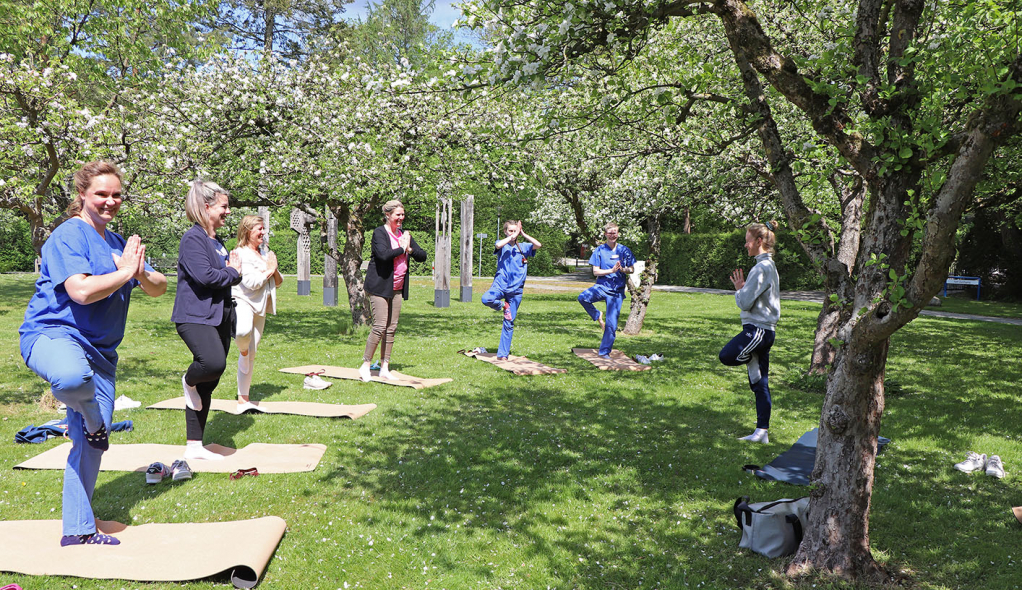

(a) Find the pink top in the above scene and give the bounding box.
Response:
[387,226,408,292]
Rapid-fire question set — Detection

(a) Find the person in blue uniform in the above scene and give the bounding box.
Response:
[19,161,167,546]
[577,223,636,358]
[480,220,542,360]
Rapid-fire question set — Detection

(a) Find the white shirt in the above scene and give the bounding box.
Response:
[231,247,277,315]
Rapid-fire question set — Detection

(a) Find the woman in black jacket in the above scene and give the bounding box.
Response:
[359,199,427,381]
[171,180,241,460]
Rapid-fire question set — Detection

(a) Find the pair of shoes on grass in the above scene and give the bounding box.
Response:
[303,374,331,389]
[954,451,1005,479]
[145,460,192,484]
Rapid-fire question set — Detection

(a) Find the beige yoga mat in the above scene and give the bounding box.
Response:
[0,516,285,588]
[1014,506,1022,524]
[459,350,567,375]
[14,442,326,473]
[572,348,652,371]
[147,397,377,419]
[279,365,452,389]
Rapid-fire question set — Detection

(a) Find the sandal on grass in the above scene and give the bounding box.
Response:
[230,467,259,480]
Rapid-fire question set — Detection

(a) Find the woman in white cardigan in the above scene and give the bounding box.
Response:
[232,215,283,411]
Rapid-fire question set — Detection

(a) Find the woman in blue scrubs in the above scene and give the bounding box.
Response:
[20,161,167,546]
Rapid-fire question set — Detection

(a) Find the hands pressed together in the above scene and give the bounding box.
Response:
[730,268,746,290]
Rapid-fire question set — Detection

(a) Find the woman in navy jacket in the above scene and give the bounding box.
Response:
[358,200,427,381]
[171,180,241,461]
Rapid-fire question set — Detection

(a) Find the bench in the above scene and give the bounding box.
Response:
[943,275,981,301]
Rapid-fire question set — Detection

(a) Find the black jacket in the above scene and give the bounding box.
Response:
[171,224,241,325]
[364,225,427,299]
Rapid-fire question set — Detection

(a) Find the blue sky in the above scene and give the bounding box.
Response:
[342,0,464,31]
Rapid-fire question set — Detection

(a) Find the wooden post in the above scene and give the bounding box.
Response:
[459,195,474,302]
[290,208,312,296]
[434,195,452,308]
[323,205,338,307]
[258,206,270,255]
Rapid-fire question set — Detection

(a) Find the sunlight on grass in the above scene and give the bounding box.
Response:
[0,274,1019,589]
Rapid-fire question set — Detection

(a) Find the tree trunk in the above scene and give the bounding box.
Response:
[809,302,841,373]
[788,336,890,584]
[334,201,373,327]
[623,214,660,335]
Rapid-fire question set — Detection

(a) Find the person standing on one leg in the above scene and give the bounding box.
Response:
[232,215,283,412]
[172,180,241,460]
[719,221,781,444]
[359,200,428,381]
[480,220,542,360]
[577,223,636,358]
[19,161,167,546]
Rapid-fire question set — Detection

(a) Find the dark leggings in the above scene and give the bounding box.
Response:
[719,324,775,429]
[177,310,233,441]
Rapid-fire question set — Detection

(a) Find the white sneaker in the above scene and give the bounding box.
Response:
[303,375,332,390]
[985,455,1005,479]
[182,375,202,411]
[184,444,225,461]
[954,451,987,473]
[114,395,141,410]
[236,401,260,413]
[739,429,769,444]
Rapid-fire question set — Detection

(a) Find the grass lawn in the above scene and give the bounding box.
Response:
[927,294,1022,319]
[1,274,1020,589]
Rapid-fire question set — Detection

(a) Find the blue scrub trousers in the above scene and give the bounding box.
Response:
[718,324,775,429]
[26,334,115,536]
[481,287,522,358]
[578,284,624,356]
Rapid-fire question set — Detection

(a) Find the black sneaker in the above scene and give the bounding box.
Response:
[145,462,170,484]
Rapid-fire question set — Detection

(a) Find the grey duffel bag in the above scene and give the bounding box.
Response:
[733,496,810,558]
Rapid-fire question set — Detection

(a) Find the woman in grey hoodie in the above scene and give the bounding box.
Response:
[719,221,781,443]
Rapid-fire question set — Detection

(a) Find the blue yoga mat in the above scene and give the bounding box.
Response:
[747,428,890,486]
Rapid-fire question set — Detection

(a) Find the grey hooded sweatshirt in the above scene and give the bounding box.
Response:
[735,253,780,331]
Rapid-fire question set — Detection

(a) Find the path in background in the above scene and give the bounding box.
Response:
[520,271,1022,327]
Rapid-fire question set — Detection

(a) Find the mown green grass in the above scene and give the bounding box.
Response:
[0,275,1019,590]
[926,294,1022,319]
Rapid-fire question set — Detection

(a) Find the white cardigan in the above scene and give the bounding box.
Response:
[232,247,277,315]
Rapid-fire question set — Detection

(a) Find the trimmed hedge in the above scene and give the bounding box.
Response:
[658,231,823,290]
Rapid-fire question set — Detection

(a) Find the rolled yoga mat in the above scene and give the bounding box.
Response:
[0,516,285,588]
[14,443,326,473]
[459,350,567,375]
[147,397,377,419]
[279,365,453,389]
[572,348,652,371]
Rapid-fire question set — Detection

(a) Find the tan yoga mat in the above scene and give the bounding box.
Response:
[459,350,567,375]
[14,442,326,473]
[1014,506,1022,524]
[572,348,652,371]
[279,365,452,389]
[147,397,377,419]
[0,516,285,588]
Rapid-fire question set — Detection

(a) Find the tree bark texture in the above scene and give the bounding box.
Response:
[623,214,660,335]
[333,201,374,328]
[788,338,890,584]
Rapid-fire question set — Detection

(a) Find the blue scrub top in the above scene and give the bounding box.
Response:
[589,243,636,294]
[492,241,535,294]
[19,218,144,374]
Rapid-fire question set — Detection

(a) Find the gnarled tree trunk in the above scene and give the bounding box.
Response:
[623,214,660,335]
[333,201,375,327]
[789,335,889,583]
